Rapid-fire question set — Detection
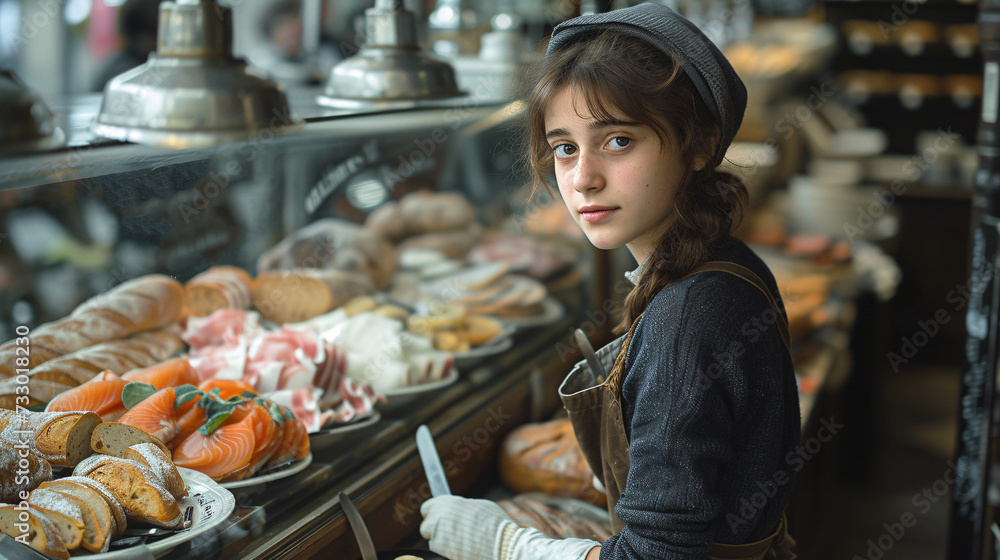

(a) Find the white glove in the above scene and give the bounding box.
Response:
[420,495,600,560]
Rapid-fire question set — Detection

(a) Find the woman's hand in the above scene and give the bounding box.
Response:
[419,495,601,560]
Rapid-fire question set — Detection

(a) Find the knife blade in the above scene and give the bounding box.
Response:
[575,328,607,382]
[416,425,451,497]
[339,492,378,560]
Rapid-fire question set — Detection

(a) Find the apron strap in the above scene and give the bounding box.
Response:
[694,261,792,354]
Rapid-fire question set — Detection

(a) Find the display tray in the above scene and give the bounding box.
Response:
[453,329,515,368]
[218,452,313,489]
[309,410,382,447]
[92,467,236,558]
[377,368,460,414]
[489,297,566,329]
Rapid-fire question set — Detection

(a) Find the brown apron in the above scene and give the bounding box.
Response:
[559,261,797,560]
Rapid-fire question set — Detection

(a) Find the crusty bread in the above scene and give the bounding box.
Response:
[253,268,374,324]
[0,411,101,467]
[64,476,127,539]
[0,275,184,377]
[26,488,85,551]
[91,422,171,458]
[499,419,606,508]
[365,191,476,241]
[73,455,182,528]
[0,503,70,559]
[0,377,74,410]
[185,266,254,317]
[26,328,186,388]
[124,443,187,499]
[35,485,107,553]
[39,478,117,546]
[0,442,52,504]
[398,223,484,259]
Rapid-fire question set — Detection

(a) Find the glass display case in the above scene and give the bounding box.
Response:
[0,85,611,559]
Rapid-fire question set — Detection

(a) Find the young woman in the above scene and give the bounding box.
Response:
[420,4,800,559]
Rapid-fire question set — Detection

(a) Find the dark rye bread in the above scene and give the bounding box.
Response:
[0,503,70,559]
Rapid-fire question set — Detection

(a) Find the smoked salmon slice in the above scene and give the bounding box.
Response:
[45,371,128,421]
[267,405,310,467]
[119,386,201,445]
[197,378,258,401]
[122,358,199,389]
[172,403,256,480]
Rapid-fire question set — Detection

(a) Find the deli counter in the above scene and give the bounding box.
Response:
[0,80,625,560]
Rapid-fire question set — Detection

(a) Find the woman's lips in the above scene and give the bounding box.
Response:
[579,208,617,223]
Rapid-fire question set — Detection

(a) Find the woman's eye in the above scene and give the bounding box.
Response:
[553,144,577,158]
[606,137,631,151]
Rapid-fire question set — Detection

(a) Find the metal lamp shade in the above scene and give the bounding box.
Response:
[318,0,463,108]
[0,69,65,155]
[92,0,302,149]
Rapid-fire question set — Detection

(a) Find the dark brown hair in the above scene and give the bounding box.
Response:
[523,30,749,335]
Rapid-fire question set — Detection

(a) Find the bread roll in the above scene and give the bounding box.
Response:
[399,222,483,259]
[499,419,606,507]
[91,422,171,458]
[124,443,187,500]
[253,268,374,324]
[73,455,182,528]
[25,328,185,388]
[184,266,254,317]
[366,191,476,241]
[0,411,101,467]
[0,443,52,504]
[38,478,118,543]
[27,488,85,551]
[0,503,71,559]
[0,274,184,377]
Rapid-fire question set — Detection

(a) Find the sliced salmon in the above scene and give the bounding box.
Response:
[172,403,256,480]
[197,378,258,401]
[122,358,199,389]
[119,386,201,445]
[267,406,309,467]
[247,401,281,474]
[45,371,128,421]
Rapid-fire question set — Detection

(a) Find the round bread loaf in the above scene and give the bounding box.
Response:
[499,418,606,507]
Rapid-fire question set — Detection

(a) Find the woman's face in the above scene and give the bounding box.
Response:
[544,85,688,264]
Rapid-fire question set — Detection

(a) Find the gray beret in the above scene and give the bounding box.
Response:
[546,2,747,165]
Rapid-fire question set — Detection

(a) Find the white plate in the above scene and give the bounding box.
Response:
[82,467,235,559]
[309,410,382,447]
[377,368,461,414]
[489,298,565,329]
[218,452,313,489]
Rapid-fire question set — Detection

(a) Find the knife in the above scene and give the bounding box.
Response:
[339,492,378,560]
[575,328,607,382]
[416,425,451,497]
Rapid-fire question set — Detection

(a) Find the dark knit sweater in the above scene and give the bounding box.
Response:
[600,237,801,560]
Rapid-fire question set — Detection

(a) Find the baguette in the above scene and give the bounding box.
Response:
[124,443,187,499]
[0,275,184,377]
[0,378,73,410]
[61,477,127,539]
[38,478,118,543]
[35,486,107,553]
[0,503,70,559]
[73,455,182,528]
[27,488,85,550]
[185,266,254,317]
[253,268,374,324]
[26,328,186,388]
[91,422,171,458]
[0,411,101,467]
[0,443,52,504]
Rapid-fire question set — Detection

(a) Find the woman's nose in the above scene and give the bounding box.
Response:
[573,151,604,192]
